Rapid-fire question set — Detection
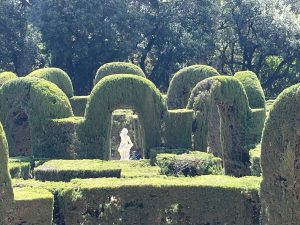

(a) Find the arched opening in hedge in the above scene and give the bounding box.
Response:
[0,78,73,158]
[261,83,300,224]
[188,76,252,176]
[110,109,144,160]
[79,75,167,159]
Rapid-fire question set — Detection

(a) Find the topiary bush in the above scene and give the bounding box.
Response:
[79,74,167,159]
[234,71,266,109]
[149,147,189,165]
[167,65,219,109]
[0,71,18,87]
[156,151,223,176]
[27,67,74,98]
[187,76,252,176]
[0,122,14,224]
[0,78,74,158]
[94,62,146,86]
[260,83,300,225]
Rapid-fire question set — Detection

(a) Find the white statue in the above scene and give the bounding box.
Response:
[118,128,133,160]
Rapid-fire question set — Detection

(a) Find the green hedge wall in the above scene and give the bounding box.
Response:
[0,71,18,86]
[69,96,88,116]
[234,71,266,109]
[0,78,73,159]
[156,151,223,176]
[79,74,167,159]
[57,176,260,225]
[34,160,121,181]
[27,67,74,98]
[261,83,300,225]
[167,65,219,109]
[94,62,146,86]
[165,109,193,149]
[0,122,14,224]
[188,76,252,176]
[249,145,261,177]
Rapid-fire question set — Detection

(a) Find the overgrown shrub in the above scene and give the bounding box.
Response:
[167,65,219,109]
[27,68,74,97]
[94,62,145,86]
[156,151,223,176]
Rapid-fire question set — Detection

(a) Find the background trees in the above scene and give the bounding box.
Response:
[1,0,299,96]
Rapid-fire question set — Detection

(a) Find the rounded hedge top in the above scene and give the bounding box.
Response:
[27,68,74,97]
[234,71,265,109]
[81,74,167,159]
[0,71,18,87]
[94,62,146,86]
[167,65,220,109]
[260,83,300,224]
[0,121,13,224]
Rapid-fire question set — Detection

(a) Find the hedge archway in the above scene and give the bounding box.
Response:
[0,78,73,158]
[94,62,146,86]
[261,83,300,224]
[27,68,74,98]
[80,74,167,159]
[188,76,251,176]
[167,65,219,109]
[234,71,265,109]
[0,122,14,224]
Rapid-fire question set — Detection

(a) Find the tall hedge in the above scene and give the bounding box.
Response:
[0,71,18,87]
[0,122,14,224]
[79,74,167,159]
[94,62,146,86]
[167,65,219,109]
[261,83,300,225]
[188,76,252,176]
[0,78,73,158]
[234,71,266,109]
[27,68,74,98]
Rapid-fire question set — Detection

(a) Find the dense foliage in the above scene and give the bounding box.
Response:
[1,0,299,96]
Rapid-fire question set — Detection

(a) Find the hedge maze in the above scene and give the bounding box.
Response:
[0,63,294,224]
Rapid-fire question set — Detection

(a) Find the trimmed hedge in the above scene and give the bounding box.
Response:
[34,160,121,181]
[0,78,73,158]
[27,67,74,97]
[156,151,223,176]
[167,65,219,109]
[260,83,300,224]
[13,187,54,225]
[234,71,266,109]
[79,74,167,159]
[69,96,88,116]
[187,76,252,176]
[0,71,17,86]
[94,62,146,86]
[165,109,193,149]
[9,158,31,179]
[0,122,14,224]
[56,176,260,225]
[149,147,189,165]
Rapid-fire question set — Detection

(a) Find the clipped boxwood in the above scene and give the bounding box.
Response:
[69,96,88,116]
[156,151,223,176]
[165,109,193,149]
[167,65,219,109]
[34,160,121,181]
[234,71,266,109]
[27,67,74,98]
[0,78,73,158]
[0,71,17,86]
[8,159,31,179]
[79,74,167,159]
[249,145,261,177]
[260,83,300,225]
[149,147,189,165]
[94,62,146,86]
[187,76,252,176]
[0,122,14,224]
